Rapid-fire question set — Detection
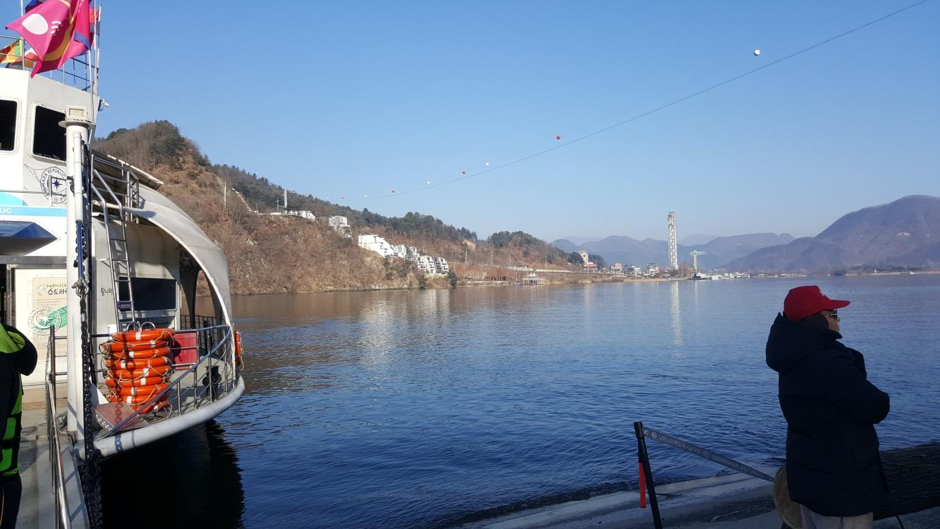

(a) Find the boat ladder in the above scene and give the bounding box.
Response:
[88,154,142,330]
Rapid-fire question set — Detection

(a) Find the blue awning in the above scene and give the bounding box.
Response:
[0,220,56,255]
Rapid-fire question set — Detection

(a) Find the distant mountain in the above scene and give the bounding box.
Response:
[581,236,667,266]
[727,196,940,272]
[550,239,582,253]
[687,233,796,269]
[563,235,602,245]
[680,233,719,246]
[551,233,794,269]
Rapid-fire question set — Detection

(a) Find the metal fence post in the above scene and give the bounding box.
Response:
[634,421,664,529]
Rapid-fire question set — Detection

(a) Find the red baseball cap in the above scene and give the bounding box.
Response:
[783,285,850,321]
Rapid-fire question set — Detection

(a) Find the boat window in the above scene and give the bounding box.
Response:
[32,106,66,160]
[0,100,15,152]
[118,278,177,311]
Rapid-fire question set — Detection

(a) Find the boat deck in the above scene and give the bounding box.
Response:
[18,386,88,529]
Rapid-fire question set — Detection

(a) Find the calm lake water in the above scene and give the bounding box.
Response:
[102,275,940,528]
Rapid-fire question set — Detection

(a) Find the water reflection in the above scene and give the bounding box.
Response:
[101,421,244,529]
[216,276,940,528]
[670,280,683,347]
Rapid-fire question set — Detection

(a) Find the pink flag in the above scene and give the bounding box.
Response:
[5,0,92,77]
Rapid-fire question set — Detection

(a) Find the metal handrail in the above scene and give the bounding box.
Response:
[100,324,236,437]
[89,169,139,328]
[45,327,71,529]
[0,35,98,93]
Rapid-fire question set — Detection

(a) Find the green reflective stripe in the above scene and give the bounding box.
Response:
[0,447,11,473]
[2,418,13,442]
[0,326,25,354]
[11,377,21,416]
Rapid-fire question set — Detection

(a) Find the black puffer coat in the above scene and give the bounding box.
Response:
[766,313,890,517]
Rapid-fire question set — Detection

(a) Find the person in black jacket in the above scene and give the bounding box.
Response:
[1,323,37,529]
[766,286,889,529]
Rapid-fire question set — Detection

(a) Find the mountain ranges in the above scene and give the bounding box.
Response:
[553,196,940,273]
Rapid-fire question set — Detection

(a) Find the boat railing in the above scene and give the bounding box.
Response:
[89,161,142,214]
[0,33,98,92]
[98,323,239,438]
[45,326,72,529]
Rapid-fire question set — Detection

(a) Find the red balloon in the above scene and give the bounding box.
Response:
[556,135,562,140]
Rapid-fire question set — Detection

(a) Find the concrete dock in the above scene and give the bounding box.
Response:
[462,470,940,529]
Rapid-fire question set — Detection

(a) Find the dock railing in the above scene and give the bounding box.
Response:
[633,421,775,529]
[45,326,72,529]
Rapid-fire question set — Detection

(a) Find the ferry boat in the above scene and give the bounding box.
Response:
[1,11,243,526]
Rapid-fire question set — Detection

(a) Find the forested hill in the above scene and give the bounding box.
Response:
[211,164,477,243]
[99,121,476,244]
[92,121,576,294]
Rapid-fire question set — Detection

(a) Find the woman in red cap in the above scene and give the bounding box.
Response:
[766,285,890,529]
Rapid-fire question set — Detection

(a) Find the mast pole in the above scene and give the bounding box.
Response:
[64,106,93,437]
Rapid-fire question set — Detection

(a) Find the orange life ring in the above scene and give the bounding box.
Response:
[105,356,172,370]
[120,394,162,405]
[106,376,167,388]
[114,383,169,397]
[108,365,172,380]
[104,339,171,353]
[111,328,175,343]
[107,394,169,413]
[235,331,243,367]
[134,399,169,413]
[108,346,172,360]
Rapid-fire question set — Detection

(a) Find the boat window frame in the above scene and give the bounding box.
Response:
[0,98,18,154]
[117,276,178,312]
[30,104,67,163]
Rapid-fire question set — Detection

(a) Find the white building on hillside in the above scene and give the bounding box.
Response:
[328,216,352,238]
[358,234,396,257]
[417,255,437,274]
[434,257,449,274]
[286,210,315,220]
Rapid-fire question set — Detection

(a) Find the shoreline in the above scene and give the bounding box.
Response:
[222,275,672,297]
[221,270,940,297]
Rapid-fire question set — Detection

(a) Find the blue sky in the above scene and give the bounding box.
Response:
[7,1,937,241]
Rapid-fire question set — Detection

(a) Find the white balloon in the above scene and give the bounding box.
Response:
[753,49,761,56]
[426,181,431,185]
[485,162,490,167]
